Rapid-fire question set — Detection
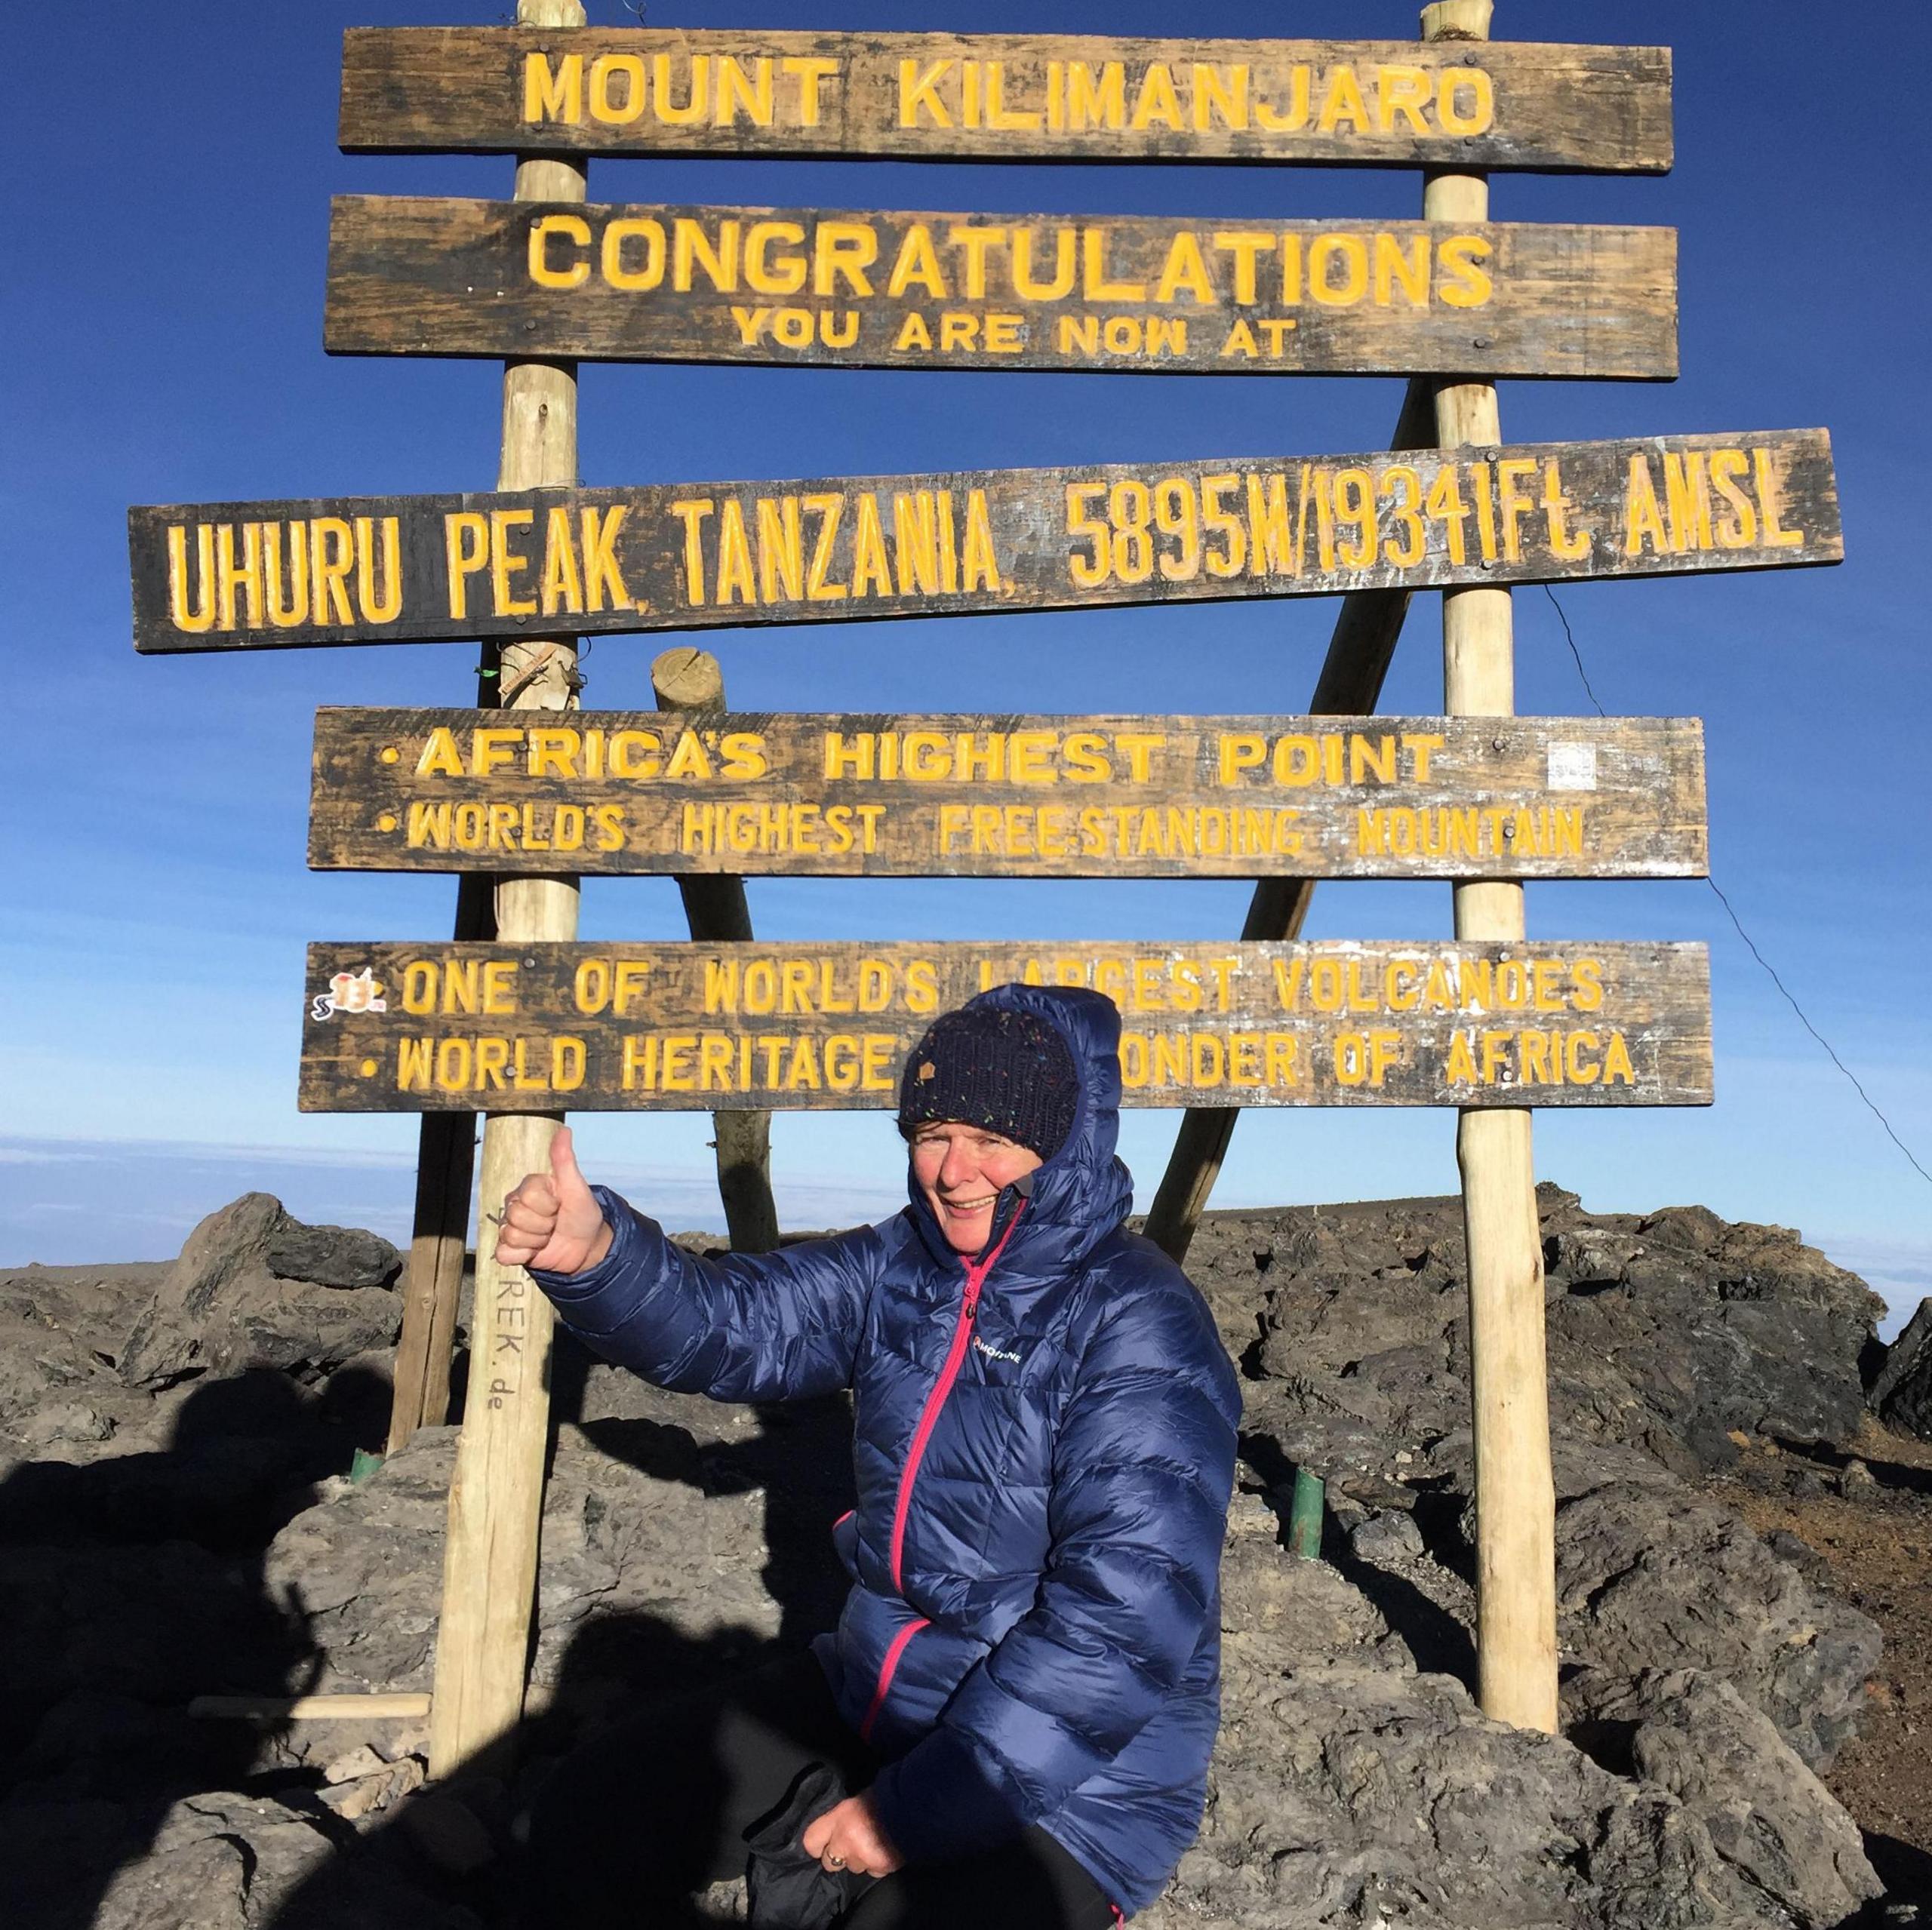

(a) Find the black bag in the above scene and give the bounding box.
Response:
[743,1761,872,1930]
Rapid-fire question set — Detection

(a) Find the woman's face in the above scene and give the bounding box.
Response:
[909,1121,1044,1255]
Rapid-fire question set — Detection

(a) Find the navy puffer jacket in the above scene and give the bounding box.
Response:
[534,985,1241,1914]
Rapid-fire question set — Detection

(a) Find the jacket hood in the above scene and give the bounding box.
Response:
[905,983,1135,1271]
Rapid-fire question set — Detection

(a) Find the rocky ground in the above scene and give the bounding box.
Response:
[1,1182,1929,1928]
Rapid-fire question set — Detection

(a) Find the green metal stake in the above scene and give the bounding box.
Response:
[1287,1467,1324,1560]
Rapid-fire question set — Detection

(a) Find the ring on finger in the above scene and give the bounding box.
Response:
[825,1853,847,1870]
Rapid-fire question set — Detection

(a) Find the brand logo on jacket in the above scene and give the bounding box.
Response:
[974,1335,1023,1365]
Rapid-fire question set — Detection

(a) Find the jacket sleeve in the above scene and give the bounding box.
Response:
[868,1279,1240,1864]
[529,1186,878,1402]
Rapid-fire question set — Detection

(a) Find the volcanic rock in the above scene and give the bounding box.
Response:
[1873,1297,1932,1439]
[118,1196,401,1388]
[0,1260,161,1428]
[0,1191,1903,1927]
[1201,1189,1885,1491]
[1150,1526,1880,1930]
[1565,1667,1883,1923]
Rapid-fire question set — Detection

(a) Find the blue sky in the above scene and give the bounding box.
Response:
[5,1,1927,1331]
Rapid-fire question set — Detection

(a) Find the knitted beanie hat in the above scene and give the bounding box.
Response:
[897,1000,1080,1163]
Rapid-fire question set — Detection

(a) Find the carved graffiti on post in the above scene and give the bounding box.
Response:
[306,709,1707,882]
[322,197,1678,379]
[129,429,1836,653]
[338,29,1672,174]
[299,939,1712,1113]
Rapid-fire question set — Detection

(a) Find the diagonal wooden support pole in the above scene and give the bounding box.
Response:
[388,877,491,1454]
[429,0,587,1781]
[1143,376,1435,1264]
[651,647,781,1253]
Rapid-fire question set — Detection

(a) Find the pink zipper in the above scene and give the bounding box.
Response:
[887,1206,1025,1592]
[859,1614,932,1743]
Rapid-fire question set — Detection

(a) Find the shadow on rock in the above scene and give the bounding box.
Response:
[0,1369,392,1930]
[551,1325,855,1647]
[260,1612,792,1930]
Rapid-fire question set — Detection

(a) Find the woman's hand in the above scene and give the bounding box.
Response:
[801,1793,903,1879]
[494,1126,614,1275]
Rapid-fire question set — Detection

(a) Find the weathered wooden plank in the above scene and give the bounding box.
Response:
[298,939,1712,1113]
[129,428,1835,654]
[307,710,1706,883]
[338,29,1672,174]
[321,198,1678,380]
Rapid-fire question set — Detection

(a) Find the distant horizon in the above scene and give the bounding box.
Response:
[5,1129,1919,1345]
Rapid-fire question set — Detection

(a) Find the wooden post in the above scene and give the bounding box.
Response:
[428,0,587,1781]
[1423,0,1558,1735]
[388,875,491,1453]
[651,647,781,1254]
[1141,384,1438,1264]
[190,1693,435,1723]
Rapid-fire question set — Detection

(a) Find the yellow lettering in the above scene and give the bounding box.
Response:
[1067,62,1125,131]
[489,508,536,616]
[528,212,591,288]
[524,51,583,126]
[1623,456,1670,557]
[1129,63,1184,132]
[165,524,217,633]
[899,58,952,128]
[888,224,948,299]
[1756,447,1804,549]
[602,216,666,291]
[588,53,645,124]
[1082,227,1145,303]
[1154,232,1215,305]
[1437,234,1493,309]
[668,498,714,605]
[540,506,583,616]
[815,220,878,297]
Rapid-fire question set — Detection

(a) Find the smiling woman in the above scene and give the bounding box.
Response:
[900,1002,1077,1252]
[908,1119,1043,1252]
[495,983,1240,1927]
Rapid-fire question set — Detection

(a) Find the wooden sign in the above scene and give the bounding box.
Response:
[339,29,1672,174]
[299,939,1712,1113]
[323,197,1678,380]
[307,709,1706,883]
[128,429,1835,654]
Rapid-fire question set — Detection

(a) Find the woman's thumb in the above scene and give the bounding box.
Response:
[549,1123,591,1203]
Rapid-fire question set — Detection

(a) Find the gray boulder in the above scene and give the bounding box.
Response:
[1198,1189,1884,1488]
[1155,1635,1861,1928]
[260,1393,850,1726]
[119,1196,401,1388]
[1565,1667,1881,1925]
[1872,1297,1932,1438]
[0,1260,164,1428]
[0,1535,312,1775]
[90,1794,334,1930]
[1163,1512,1883,1928]
[1548,1203,1884,1465]
[263,1222,401,1292]
[1324,1433,1881,1773]
[82,1790,467,1930]
[1551,1477,1881,1769]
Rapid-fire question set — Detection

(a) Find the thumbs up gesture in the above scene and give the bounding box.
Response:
[496,1126,613,1276]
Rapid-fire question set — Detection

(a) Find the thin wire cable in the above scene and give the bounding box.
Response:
[1542,585,1607,716]
[1541,585,1931,1190]
[1705,877,1932,1186]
